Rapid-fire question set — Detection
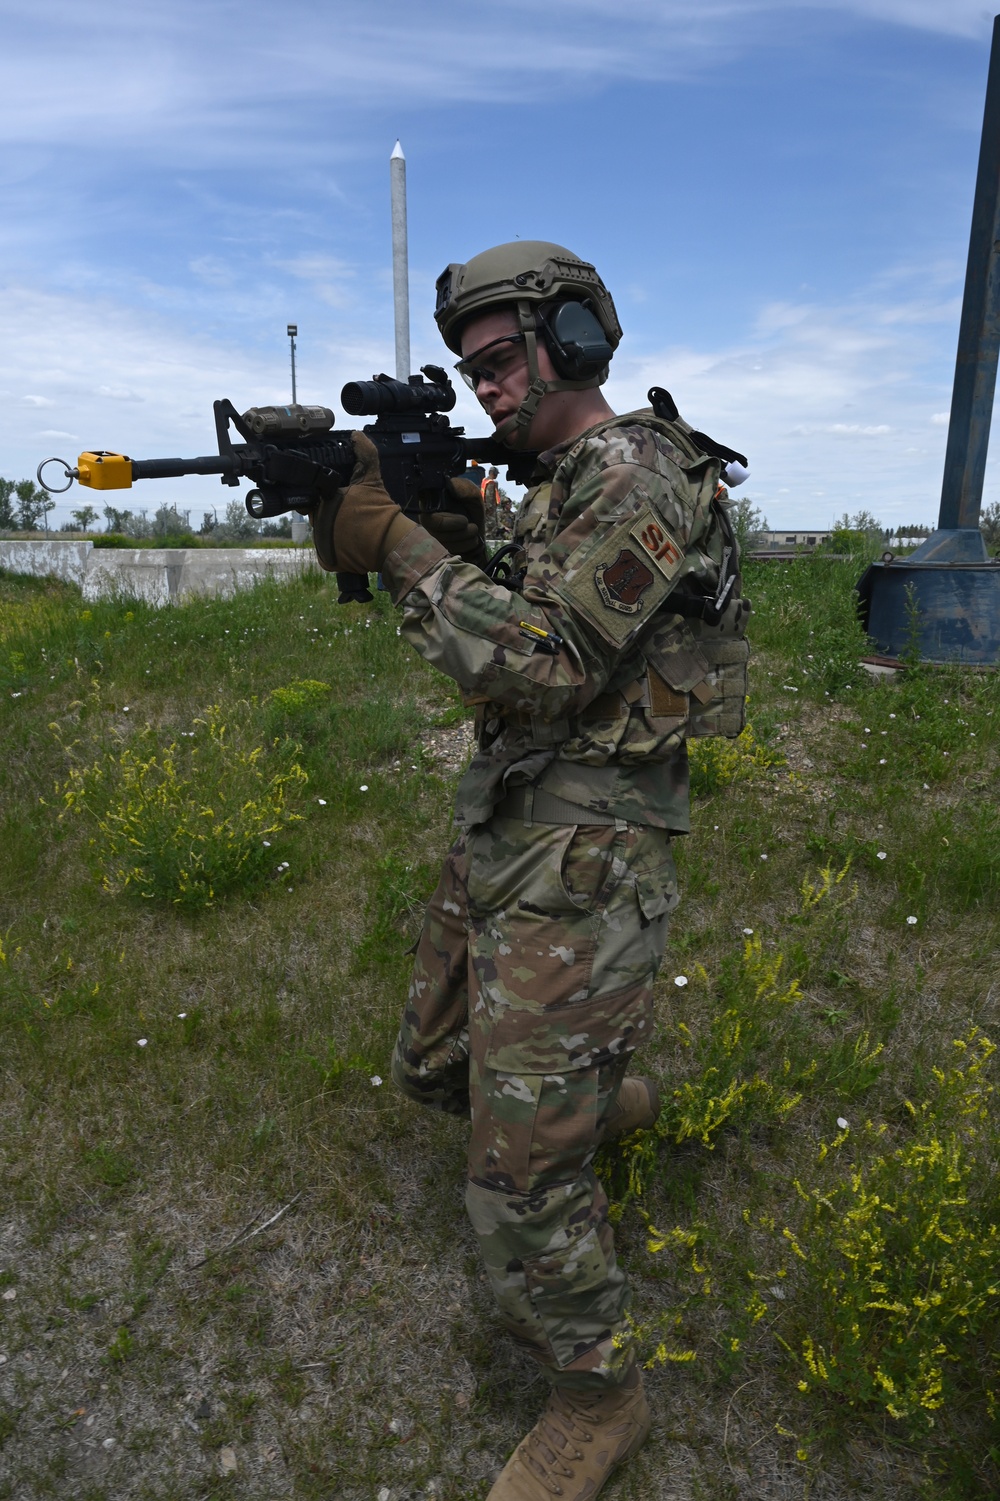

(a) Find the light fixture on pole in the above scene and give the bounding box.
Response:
[287,324,298,403]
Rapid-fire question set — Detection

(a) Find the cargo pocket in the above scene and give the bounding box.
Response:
[642,626,711,739]
[687,637,750,738]
[465,821,579,921]
[632,830,680,924]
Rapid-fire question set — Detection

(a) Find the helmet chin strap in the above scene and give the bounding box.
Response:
[492,300,606,449]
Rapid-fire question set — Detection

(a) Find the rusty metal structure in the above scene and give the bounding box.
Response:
[858,16,1000,664]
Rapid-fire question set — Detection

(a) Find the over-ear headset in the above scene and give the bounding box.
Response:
[536,299,614,382]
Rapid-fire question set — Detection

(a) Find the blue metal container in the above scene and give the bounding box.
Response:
[858,539,1000,664]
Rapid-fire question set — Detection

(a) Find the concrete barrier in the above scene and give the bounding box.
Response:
[0,538,93,588]
[0,539,317,607]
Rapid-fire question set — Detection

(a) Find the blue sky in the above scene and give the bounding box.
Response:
[1,0,998,529]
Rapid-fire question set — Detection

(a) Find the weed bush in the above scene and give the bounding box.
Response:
[688,721,784,797]
[53,701,307,907]
[666,935,806,1146]
[780,1030,1000,1431]
[268,679,332,715]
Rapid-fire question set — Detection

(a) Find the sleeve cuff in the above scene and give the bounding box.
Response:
[381,525,450,603]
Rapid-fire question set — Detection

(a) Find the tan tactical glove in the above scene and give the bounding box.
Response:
[420,475,489,570]
[310,432,415,573]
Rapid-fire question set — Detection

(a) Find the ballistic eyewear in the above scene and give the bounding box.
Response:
[455,333,527,391]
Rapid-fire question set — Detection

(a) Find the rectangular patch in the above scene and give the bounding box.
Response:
[648,666,689,717]
[556,521,675,647]
[629,509,686,582]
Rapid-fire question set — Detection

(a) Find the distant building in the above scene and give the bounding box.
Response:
[753,530,926,552]
[756,530,832,549]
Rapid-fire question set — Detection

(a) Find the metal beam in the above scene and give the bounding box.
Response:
[939,14,1000,530]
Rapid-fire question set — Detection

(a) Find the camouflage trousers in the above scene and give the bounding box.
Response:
[391,812,678,1390]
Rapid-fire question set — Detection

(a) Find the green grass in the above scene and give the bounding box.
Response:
[0,554,998,1499]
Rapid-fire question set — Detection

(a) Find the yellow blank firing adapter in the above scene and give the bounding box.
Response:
[76,452,134,489]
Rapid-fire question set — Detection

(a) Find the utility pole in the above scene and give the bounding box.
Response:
[287,324,298,403]
[390,141,410,380]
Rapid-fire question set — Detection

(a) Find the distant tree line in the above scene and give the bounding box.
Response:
[724,503,1000,554]
[5,471,993,550]
[0,477,55,531]
[0,480,291,540]
[99,500,290,541]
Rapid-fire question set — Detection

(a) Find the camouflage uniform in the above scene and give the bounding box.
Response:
[382,410,729,1391]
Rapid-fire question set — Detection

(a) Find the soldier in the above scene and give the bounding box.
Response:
[310,241,747,1499]
[496,483,514,539]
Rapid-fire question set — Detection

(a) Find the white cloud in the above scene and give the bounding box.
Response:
[605,276,969,527]
[828,423,892,435]
[0,283,394,523]
[0,1,991,160]
[0,0,991,536]
[4,267,977,531]
[273,256,360,310]
[189,257,234,287]
[97,385,143,401]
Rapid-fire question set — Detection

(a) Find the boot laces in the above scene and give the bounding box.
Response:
[518,1391,595,1491]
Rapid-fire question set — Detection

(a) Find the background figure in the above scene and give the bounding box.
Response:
[496,481,514,539]
[465,461,488,497]
[481,465,501,540]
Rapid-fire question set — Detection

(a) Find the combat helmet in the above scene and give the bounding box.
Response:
[434,240,623,445]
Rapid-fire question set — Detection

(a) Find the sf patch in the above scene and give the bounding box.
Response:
[595,549,654,614]
[629,509,685,581]
[556,514,682,647]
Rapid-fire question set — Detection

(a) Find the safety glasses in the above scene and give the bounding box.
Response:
[454,332,527,391]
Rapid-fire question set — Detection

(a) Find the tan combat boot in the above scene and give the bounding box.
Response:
[487,1368,651,1499]
[602,1075,661,1139]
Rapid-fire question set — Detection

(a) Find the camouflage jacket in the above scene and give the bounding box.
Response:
[382,408,729,830]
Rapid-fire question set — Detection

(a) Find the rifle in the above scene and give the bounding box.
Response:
[37,366,533,603]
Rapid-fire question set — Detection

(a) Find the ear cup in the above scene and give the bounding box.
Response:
[540,300,614,380]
